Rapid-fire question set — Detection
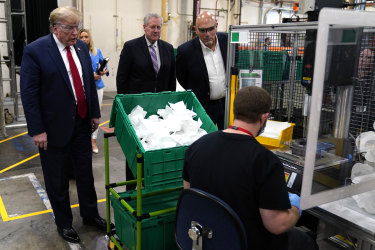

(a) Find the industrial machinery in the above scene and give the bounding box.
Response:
[225,7,375,249]
[225,2,375,203]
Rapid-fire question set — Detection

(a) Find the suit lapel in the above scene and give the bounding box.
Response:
[193,37,209,82]
[75,41,94,115]
[139,36,156,79]
[47,34,75,98]
[157,41,166,78]
[218,33,227,68]
[73,43,88,92]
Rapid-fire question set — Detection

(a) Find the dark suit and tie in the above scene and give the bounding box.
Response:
[116,13,176,189]
[20,6,107,243]
[116,35,176,94]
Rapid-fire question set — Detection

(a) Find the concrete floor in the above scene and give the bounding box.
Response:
[0,91,349,250]
[0,92,126,249]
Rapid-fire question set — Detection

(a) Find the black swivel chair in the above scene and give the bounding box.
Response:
[175,188,248,250]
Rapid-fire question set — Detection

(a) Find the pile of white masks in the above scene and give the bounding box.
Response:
[128,101,207,151]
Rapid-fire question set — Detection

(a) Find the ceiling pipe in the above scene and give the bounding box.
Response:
[354,0,367,10]
[161,0,169,41]
[192,0,201,38]
[192,0,201,26]
[259,0,264,24]
[263,5,293,24]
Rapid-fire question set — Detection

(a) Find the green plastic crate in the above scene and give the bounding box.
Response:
[237,50,263,70]
[281,56,303,81]
[109,91,217,192]
[296,59,303,80]
[263,51,289,81]
[237,50,290,81]
[110,190,181,250]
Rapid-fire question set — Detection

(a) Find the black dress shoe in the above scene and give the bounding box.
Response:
[83,216,114,231]
[57,227,80,243]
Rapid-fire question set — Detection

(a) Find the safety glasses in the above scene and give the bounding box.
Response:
[197,25,216,33]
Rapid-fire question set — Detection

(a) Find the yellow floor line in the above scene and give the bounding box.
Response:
[0,120,109,145]
[0,120,109,175]
[0,120,110,221]
[0,101,111,144]
[6,208,53,221]
[100,120,109,126]
[0,153,40,174]
[0,131,28,144]
[4,198,106,222]
[0,194,9,221]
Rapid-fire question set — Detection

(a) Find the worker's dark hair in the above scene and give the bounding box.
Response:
[233,86,271,123]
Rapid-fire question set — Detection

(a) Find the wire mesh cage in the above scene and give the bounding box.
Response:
[227,24,375,143]
[226,9,375,211]
[349,28,375,139]
[227,22,375,147]
[227,23,317,140]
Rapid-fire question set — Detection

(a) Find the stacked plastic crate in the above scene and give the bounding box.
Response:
[107,91,217,250]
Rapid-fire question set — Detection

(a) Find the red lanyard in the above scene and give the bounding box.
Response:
[229,126,254,137]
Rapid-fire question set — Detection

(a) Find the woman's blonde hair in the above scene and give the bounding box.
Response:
[79,28,97,56]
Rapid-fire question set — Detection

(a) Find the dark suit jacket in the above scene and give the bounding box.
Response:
[116,36,176,94]
[20,34,100,147]
[176,32,228,108]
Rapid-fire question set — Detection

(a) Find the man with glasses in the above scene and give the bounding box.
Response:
[176,11,228,130]
[20,6,109,244]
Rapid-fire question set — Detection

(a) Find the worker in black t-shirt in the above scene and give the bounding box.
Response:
[183,86,319,250]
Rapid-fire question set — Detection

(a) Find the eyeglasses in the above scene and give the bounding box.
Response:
[56,23,82,32]
[148,25,162,31]
[197,25,216,33]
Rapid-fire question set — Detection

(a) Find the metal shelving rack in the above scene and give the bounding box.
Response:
[0,0,27,137]
[103,132,182,250]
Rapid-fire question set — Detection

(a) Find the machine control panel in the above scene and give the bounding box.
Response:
[280,158,304,194]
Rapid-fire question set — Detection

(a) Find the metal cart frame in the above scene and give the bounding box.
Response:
[104,132,181,250]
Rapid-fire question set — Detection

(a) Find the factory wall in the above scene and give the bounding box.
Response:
[78,0,294,91]
[0,0,296,97]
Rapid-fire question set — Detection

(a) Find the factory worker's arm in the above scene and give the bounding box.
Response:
[259,193,301,235]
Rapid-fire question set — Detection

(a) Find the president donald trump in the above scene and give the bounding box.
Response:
[20,6,107,243]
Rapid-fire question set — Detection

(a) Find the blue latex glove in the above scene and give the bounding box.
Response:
[288,193,302,216]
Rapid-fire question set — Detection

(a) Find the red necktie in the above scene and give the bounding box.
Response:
[66,46,87,119]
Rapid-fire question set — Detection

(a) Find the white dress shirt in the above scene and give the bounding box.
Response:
[199,36,226,100]
[53,34,85,102]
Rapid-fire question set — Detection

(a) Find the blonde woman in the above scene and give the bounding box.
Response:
[79,29,108,153]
